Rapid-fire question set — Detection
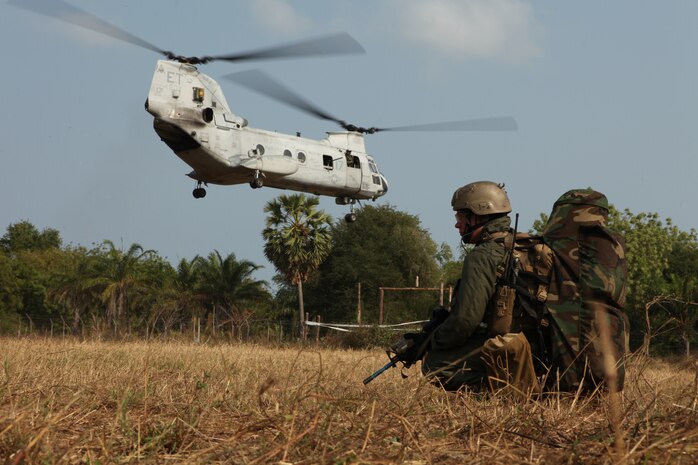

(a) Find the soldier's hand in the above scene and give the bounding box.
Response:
[389,332,427,367]
[389,334,412,356]
[431,305,450,321]
[422,306,449,333]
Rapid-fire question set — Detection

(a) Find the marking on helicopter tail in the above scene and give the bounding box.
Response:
[166,71,182,84]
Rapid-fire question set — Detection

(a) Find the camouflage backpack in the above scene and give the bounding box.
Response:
[511,189,628,391]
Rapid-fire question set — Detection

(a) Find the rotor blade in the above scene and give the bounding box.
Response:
[374,117,519,133]
[223,69,347,126]
[9,0,166,55]
[208,33,365,63]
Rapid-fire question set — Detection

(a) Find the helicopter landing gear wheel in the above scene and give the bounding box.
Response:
[193,185,206,198]
[250,171,264,189]
[344,201,358,223]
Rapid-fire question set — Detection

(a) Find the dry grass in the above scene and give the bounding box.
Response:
[1,338,696,464]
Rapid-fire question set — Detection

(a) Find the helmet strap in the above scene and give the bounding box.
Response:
[461,222,487,244]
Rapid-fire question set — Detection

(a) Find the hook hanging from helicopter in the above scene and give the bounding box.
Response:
[11,0,518,223]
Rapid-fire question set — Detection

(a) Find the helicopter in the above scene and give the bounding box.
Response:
[12,0,518,223]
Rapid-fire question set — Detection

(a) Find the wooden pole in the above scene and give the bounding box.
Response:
[315,315,321,344]
[305,313,310,341]
[439,283,444,306]
[25,314,33,335]
[379,288,385,325]
[357,282,362,326]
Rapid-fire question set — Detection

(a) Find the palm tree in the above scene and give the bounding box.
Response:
[262,194,333,338]
[87,240,155,335]
[194,250,268,338]
[148,257,204,338]
[51,248,100,335]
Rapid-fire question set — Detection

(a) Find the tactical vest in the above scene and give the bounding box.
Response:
[487,189,629,391]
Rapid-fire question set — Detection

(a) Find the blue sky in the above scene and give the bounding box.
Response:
[1,0,696,285]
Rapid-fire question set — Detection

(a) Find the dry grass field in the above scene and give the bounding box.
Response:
[1,338,696,464]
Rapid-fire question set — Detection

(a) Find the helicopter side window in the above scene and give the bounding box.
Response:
[346,154,360,169]
[284,149,292,157]
[297,152,306,163]
[323,155,333,170]
[256,144,265,155]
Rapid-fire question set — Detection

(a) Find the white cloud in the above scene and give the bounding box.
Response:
[397,0,541,62]
[248,0,313,35]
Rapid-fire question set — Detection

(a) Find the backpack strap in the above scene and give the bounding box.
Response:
[489,230,512,247]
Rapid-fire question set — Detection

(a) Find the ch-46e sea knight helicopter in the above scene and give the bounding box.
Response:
[13,0,517,222]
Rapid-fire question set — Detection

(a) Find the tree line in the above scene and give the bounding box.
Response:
[1,195,696,354]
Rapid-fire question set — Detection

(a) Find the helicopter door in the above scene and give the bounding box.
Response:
[345,154,362,191]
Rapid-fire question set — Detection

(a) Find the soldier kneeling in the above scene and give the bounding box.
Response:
[393,181,540,395]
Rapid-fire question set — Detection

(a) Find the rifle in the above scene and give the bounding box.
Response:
[505,213,520,286]
[363,306,449,385]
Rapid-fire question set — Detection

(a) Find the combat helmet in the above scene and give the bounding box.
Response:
[451,181,512,215]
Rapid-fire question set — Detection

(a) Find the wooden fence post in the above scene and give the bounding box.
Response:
[357,282,362,326]
[315,315,321,344]
[379,288,385,325]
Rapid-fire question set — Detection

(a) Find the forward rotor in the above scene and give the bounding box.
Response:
[9,0,365,65]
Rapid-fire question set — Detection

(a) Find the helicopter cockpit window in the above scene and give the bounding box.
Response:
[283,149,292,157]
[368,162,378,174]
[297,152,306,163]
[372,175,381,185]
[193,87,205,102]
[323,155,333,169]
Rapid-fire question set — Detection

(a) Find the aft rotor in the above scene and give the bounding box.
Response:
[224,69,519,135]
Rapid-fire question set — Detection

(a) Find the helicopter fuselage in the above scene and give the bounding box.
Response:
[145,60,388,201]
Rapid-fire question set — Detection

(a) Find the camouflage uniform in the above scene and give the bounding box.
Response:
[421,216,511,391]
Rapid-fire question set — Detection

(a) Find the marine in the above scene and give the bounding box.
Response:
[384,182,629,394]
[418,181,538,393]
